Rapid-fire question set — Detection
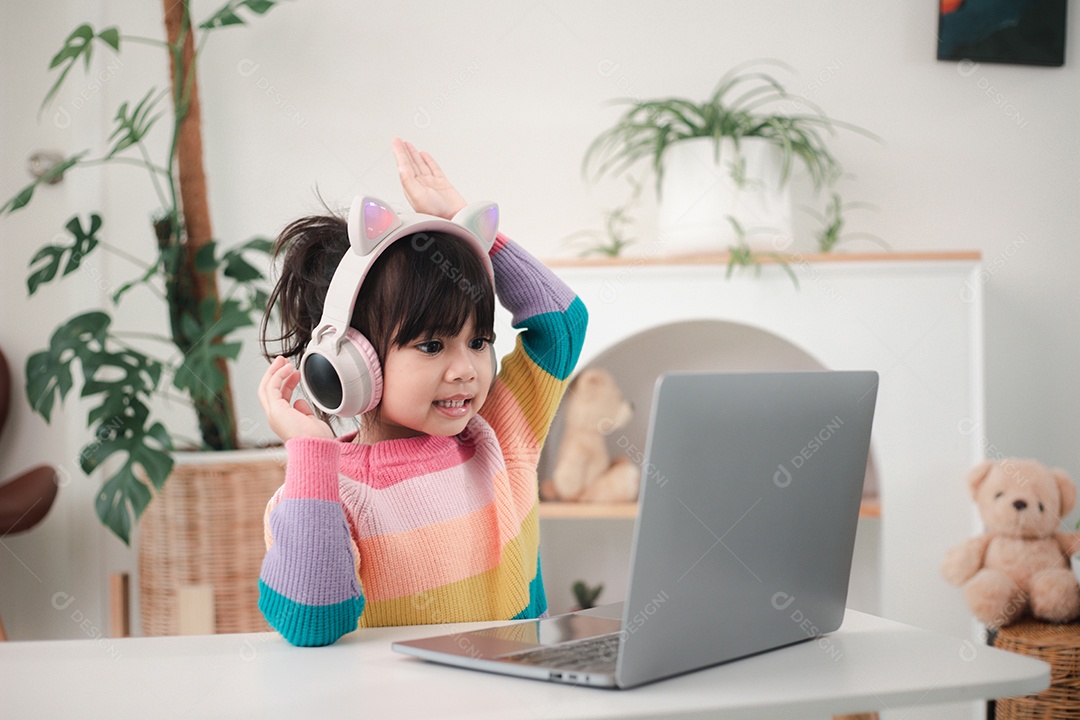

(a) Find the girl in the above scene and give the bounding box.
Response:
[256,139,588,646]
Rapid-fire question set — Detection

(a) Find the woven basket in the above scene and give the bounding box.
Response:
[138,448,286,636]
[992,619,1080,719]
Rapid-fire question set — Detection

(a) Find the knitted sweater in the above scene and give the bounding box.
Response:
[258,234,588,646]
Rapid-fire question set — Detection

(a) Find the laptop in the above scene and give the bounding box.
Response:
[393,370,879,689]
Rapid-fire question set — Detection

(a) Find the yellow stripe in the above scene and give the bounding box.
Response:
[359,503,540,627]
[498,339,567,447]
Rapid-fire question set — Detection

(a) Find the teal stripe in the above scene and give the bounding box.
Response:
[259,579,364,647]
[516,297,588,381]
[511,555,548,620]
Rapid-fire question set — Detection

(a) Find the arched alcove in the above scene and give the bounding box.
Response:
[539,319,878,499]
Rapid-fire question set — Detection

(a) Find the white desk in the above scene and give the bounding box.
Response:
[0,610,1048,719]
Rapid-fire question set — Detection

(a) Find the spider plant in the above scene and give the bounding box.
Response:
[565,176,643,258]
[803,193,890,253]
[583,60,877,196]
[724,216,799,287]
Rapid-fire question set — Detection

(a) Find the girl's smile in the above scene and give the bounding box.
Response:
[362,319,494,442]
[433,395,474,417]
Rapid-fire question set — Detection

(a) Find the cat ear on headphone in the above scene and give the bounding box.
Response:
[348,196,403,255]
[452,202,499,254]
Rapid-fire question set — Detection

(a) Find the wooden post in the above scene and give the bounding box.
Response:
[109,572,130,638]
[161,0,238,450]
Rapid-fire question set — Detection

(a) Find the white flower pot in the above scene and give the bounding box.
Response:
[656,136,793,254]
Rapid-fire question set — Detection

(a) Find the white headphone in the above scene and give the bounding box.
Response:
[298,196,499,417]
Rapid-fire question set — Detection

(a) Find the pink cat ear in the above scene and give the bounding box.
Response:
[452,202,499,253]
[348,196,402,255]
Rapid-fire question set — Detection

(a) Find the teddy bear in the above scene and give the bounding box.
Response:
[540,367,640,503]
[941,458,1080,627]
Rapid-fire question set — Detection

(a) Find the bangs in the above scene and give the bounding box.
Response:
[352,232,496,358]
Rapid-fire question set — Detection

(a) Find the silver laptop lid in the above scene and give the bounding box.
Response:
[616,371,878,688]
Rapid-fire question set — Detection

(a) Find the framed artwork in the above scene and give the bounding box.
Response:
[938,0,1067,67]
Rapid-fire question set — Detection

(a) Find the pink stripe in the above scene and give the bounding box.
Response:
[282,438,343,501]
[348,448,506,539]
[338,437,478,490]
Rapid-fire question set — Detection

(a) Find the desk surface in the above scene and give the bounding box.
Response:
[0,610,1048,719]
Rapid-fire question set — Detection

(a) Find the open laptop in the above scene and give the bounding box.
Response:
[393,370,879,689]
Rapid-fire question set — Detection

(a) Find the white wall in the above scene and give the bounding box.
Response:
[1,0,1078,640]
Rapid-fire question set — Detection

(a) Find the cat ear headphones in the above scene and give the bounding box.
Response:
[299,195,499,417]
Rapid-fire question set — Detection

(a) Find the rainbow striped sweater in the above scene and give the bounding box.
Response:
[258,234,587,646]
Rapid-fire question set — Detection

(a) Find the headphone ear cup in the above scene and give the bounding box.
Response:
[300,328,383,417]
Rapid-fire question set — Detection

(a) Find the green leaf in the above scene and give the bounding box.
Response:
[41,24,121,115]
[222,255,261,282]
[25,311,111,421]
[221,236,272,282]
[106,88,164,159]
[200,0,282,29]
[25,349,70,423]
[244,0,277,13]
[62,339,172,545]
[27,214,104,295]
[94,471,147,545]
[25,311,165,440]
[97,27,120,51]
[81,350,161,403]
[92,431,168,545]
[111,263,160,305]
[194,241,218,273]
[209,9,244,27]
[1,153,88,216]
[3,186,35,215]
[168,297,251,402]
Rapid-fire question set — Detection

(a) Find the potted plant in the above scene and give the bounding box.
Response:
[583,60,878,254]
[2,1,285,634]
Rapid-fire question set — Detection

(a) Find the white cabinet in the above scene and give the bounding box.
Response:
[497,252,984,645]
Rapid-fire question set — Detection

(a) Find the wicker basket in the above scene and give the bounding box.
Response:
[992,619,1080,719]
[138,448,286,636]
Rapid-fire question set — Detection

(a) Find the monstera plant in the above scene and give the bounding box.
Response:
[1,0,284,543]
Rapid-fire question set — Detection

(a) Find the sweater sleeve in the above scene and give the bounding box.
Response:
[258,437,365,646]
[480,233,588,455]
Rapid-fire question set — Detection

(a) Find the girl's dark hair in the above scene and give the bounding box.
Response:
[260,211,496,368]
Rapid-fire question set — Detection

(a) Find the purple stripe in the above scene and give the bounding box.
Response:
[492,240,577,325]
[261,498,361,607]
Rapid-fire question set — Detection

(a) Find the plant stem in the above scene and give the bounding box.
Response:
[97,241,152,271]
[120,34,172,50]
[112,330,176,345]
[162,0,238,451]
[80,156,170,178]
[137,142,170,209]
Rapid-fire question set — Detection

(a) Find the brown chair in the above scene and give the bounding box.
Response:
[0,347,59,641]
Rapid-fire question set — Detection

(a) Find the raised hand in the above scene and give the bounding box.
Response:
[258,356,335,442]
[392,137,467,220]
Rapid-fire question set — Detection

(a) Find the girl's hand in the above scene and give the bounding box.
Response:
[392,137,467,220]
[258,356,335,442]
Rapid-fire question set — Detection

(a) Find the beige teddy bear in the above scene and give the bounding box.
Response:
[540,367,640,503]
[941,458,1080,627]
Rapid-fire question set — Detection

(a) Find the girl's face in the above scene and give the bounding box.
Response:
[368,318,494,441]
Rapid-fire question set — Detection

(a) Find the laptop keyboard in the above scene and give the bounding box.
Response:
[497,632,622,673]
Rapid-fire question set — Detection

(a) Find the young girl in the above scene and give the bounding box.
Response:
[256,139,588,646]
